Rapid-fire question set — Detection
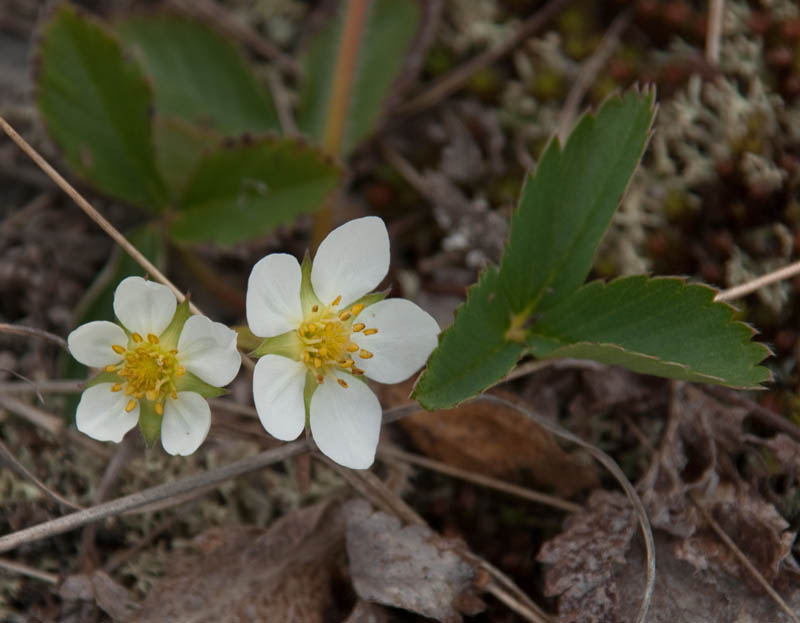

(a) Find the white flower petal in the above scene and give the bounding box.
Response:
[311,216,389,307]
[253,354,307,441]
[75,383,138,443]
[177,315,241,386]
[113,276,176,336]
[353,298,440,384]
[246,254,303,338]
[67,321,127,368]
[161,392,210,456]
[310,370,381,469]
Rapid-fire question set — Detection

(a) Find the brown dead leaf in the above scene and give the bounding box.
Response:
[60,569,139,621]
[392,386,598,496]
[639,384,798,588]
[537,490,637,623]
[344,499,485,623]
[131,500,345,623]
[344,600,392,623]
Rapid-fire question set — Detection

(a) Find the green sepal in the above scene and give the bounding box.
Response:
[299,254,321,316]
[159,300,191,348]
[233,325,262,352]
[303,370,317,427]
[175,371,227,399]
[251,330,303,359]
[349,289,387,310]
[84,370,122,389]
[138,399,162,447]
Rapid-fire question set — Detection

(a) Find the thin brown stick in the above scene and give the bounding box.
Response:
[0,440,307,554]
[691,494,800,623]
[478,394,656,623]
[0,439,84,511]
[0,379,82,394]
[0,557,59,584]
[0,395,64,435]
[0,323,67,350]
[398,0,573,116]
[705,0,725,64]
[557,10,632,143]
[0,115,256,373]
[714,258,800,302]
[378,445,582,513]
[0,116,200,316]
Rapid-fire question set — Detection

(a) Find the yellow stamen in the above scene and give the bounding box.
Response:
[347,343,359,353]
[338,310,352,321]
[352,367,364,375]
[342,359,354,368]
[125,385,135,395]
[171,390,178,399]
[314,357,323,368]
[318,346,328,357]
[359,349,373,359]
[132,333,143,343]
[125,399,137,413]
[111,383,122,392]
[338,379,348,388]
[104,364,118,373]
[363,328,378,336]
[307,323,316,332]
[352,323,365,332]
[154,402,164,416]
[331,295,342,306]
[350,304,364,315]
[312,304,319,313]
[147,333,159,344]
[112,344,126,355]
[303,351,310,363]
[316,374,325,384]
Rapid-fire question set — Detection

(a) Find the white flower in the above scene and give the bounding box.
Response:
[247,217,440,469]
[67,277,241,455]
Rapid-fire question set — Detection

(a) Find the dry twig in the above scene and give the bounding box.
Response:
[715,257,800,302]
[706,0,725,64]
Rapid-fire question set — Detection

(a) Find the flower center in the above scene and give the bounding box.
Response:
[105,332,185,415]
[297,295,378,387]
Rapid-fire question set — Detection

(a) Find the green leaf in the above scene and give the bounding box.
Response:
[527,276,771,388]
[169,136,341,244]
[412,267,524,410]
[297,0,420,156]
[498,89,655,314]
[36,3,167,209]
[153,116,222,201]
[115,14,280,135]
[175,372,227,399]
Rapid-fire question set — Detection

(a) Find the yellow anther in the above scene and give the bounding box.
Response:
[307,323,316,332]
[147,333,159,344]
[125,399,137,413]
[145,390,157,401]
[342,359,354,368]
[312,304,319,313]
[331,295,342,306]
[171,390,177,399]
[111,383,123,392]
[347,343,359,353]
[359,349,373,359]
[132,333,143,343]
[338,379,349,389]
[303,351,310,363]
[316,374,325,384]
[318,346,328,357]
[352,323,365,332]
[154,402,164,416]
[363,328,378,336]
[350,304,364,315]
[112,344,126,355]
[314,357,323,368]
[124,385,135,395]
[352,367,364,375]
[176,366,186,377]
[338,311,352,321]
[104,364,118,373]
